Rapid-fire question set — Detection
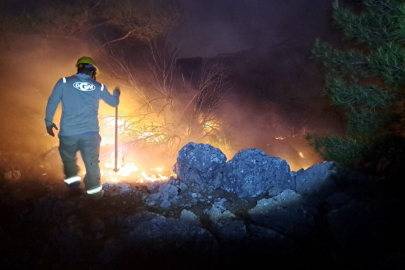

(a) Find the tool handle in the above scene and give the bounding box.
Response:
[113,106,119,172]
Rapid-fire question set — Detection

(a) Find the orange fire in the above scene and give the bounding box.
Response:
[98,115,169,183]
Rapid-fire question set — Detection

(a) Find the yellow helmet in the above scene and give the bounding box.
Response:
[76,56,99,77]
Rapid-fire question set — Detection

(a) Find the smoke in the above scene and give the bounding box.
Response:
[169,0,347,58]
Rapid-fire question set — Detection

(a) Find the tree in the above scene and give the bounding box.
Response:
[307,0,405,167]
[0,0,181,48]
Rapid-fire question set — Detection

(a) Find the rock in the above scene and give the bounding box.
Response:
[148,182,161,193]
[118,211,160,229]
[4,169,21,180]
[160,199,171,208]
[147,200,155,206]
[205,198,236,221]
[119,187,131,195]
[158,182,180,200]
[12,170,21,180]
[248,189,314,238]
[126,216,219,266]
[180,210,201,227]
[116,183,131,195]
[211,220,246,245]
[143,178,185,207]
[116,183,130,189]
[173,142,227,192]
[102,183,114,190]
[223,148,294,198]
[296,161,337,197]
[244,225,300,255]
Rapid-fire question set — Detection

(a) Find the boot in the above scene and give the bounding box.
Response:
[88,189,104,201]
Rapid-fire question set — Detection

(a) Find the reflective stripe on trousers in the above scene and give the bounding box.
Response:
[64,175,81,184]
[87,185,102,194]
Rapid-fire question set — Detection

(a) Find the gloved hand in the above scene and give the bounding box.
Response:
[114,87,121,96]
[46,123,58,137]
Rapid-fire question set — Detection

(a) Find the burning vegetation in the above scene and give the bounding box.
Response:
[92,40,232,183]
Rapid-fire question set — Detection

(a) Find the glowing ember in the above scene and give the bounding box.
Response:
[99,147,170,183]
[141,171,168,182]
[275,136,285,140]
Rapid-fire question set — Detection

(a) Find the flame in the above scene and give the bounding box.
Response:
[99,148,170,183]
[275,136,285,140]
[100,116,128,146]
[202,120,220,133]
[97,115,170,183]
[141,171,168,182]
[139,132,165,143]
[299,152,304,158]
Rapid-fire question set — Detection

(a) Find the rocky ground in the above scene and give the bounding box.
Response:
[1,143,405,270]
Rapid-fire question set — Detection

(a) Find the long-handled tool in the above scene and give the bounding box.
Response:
[113,106,119,172]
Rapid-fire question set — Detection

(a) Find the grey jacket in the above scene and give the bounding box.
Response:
[45,73,119,137]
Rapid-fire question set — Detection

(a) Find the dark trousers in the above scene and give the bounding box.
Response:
[58,133,101,191]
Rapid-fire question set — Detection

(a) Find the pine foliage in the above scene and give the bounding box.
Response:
[308,0,405,165]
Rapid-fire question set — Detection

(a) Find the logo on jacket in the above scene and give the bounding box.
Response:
[73,82,96,91]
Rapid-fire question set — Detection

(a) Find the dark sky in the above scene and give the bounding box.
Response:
[169,0,345,57]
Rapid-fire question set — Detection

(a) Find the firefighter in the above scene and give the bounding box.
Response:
[45,56,120,200]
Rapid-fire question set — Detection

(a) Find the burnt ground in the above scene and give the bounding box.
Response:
[0,177,143,270]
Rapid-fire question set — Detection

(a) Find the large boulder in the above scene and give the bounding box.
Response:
[296,161,337,197]
[173,143,227,192]
[223,148,294,198]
